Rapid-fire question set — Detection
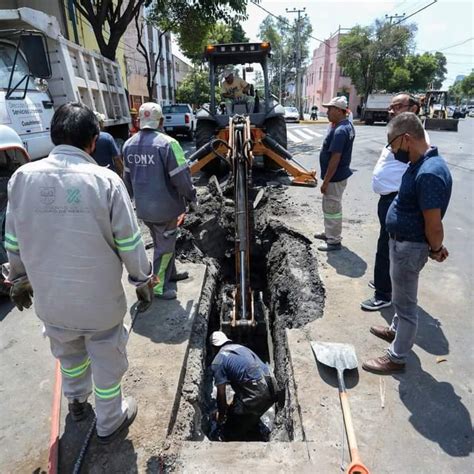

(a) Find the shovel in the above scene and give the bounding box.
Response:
[311,342,370,474]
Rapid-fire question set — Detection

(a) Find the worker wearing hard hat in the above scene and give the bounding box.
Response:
[3,102,154,444]
[209,331,279,441]
[122,102,196,299]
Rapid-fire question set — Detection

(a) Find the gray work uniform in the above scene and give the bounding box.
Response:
[123,130,196,295]
[4,145,152,436]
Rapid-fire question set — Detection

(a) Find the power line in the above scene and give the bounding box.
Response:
[250,0,334,48]
[437,37,474,52]
[392,0,438,26]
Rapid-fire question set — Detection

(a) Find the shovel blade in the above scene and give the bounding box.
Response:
[311,341,358,372]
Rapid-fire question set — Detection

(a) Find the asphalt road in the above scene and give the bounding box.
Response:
[0,118,472,472]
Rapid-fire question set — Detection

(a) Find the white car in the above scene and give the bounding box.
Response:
[468,108,474,118]
[284,106,299,122]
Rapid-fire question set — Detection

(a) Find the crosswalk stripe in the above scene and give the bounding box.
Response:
[287,131,302,143]
[302,127,323,138]
[291,128,314,140]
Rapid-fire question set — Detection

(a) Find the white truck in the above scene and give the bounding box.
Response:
[0,7,131,160]
[361,93,394,125]
[162,103,196,140]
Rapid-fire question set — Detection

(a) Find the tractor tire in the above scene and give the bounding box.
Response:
[195,119,221,175]
[263,116,288,170]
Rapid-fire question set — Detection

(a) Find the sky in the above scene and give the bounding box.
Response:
[241,0,474,88]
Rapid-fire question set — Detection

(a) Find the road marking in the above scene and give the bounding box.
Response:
[302,127,323,138]
[287,131,302,143]
[291,128,314,140]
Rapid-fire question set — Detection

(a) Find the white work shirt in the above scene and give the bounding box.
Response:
[372,129,430,195]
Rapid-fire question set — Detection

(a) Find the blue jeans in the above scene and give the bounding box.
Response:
[387,239,429,364]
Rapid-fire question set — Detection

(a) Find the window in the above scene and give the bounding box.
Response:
[0,42,31,90]
[319,67,322,80]
[162,105,190,113]
[161,85,167,100]
[330,63,333,78]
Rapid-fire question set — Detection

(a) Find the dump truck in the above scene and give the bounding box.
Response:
[187,42,317,339]
[0,7,131,160]
[361,93,394,125]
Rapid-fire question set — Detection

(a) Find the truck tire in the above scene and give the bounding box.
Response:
[263,116,288,169]
[195,119,221,175]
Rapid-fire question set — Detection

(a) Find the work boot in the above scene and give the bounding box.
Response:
[314,232,327,241]
[370,325,396,343]
[317,242,341,251]
[68,399,92,422]
[361,297,392,311]
[96,397,138,445]
[362,355,405,374]
[170,271,189,282]
[155,289,177,300]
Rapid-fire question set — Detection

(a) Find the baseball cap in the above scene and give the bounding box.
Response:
[139,102,163,129]
[322,96,348,110]
[210,331,231,347]
[223,69,234,79]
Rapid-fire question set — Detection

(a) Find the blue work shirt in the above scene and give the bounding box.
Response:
[386,147,452,242]
[91,131,120,171]
[211,344,270,388]
[319,119,355,182]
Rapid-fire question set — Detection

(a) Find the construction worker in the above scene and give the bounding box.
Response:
[123,102,196,299]
[221,69,251,100]
[3,102,155,444]
[210,331,279,441]
[92,112,124,176]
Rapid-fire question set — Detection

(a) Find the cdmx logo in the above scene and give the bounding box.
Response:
[66,188,81,204]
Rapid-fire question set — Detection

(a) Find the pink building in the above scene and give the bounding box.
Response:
[304,29,360,115]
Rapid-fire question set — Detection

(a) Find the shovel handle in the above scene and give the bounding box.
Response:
[339,391,370,474]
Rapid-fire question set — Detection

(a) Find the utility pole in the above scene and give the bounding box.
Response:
[384,13,405,24]
[286,7,306,119]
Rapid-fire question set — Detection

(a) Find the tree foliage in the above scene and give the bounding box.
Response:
[258,15,313,100]
[338,20,416,100]
[449,72,474,104]
[147,0,252,60]
[175,68,216,106]
[74,0,151,60]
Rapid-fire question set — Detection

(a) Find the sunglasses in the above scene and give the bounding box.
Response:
[385,133,405,152]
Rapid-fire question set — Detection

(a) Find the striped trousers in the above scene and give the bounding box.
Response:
[44,323,129,437]
[322,179,347,244]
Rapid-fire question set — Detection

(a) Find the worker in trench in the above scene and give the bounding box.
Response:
[123,102,197,299]
[209,331,280,441]
[3,102,155,444]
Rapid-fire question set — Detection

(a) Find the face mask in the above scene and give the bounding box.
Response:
[394,149,410,163]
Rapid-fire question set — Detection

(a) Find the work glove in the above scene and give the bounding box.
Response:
[135,276,156,312]
[10,279,34,311]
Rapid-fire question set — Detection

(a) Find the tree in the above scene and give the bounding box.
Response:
[338,20,416,101]
[176,68,215,106]
[73,0,151,60]
[258,15,312,103]
[448,80,464,105]
[384,51,448,93]
[460,72,474,97]
[147,0,253,60]
[134,13,166,101]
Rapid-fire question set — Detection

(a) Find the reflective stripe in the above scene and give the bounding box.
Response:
[5,233,19,251]
[169,163,188,177]
[153,252,173,295]
[115,230,142,252]
[324,212,342,219]
[170,141,187,166]
[95,382,121,400]
[5,233,18,243]
[5,242,19,252]
[61,358,91,378]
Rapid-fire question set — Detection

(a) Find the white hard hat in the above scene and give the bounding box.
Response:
[139,102,163,130]
[0,125,29,159]
[210,331,231,347]
[94,111,106,124]
[322,96,348,110]
[223,69,234,79]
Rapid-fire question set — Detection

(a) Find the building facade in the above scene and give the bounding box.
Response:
[173,54,192,95]
[304,29,360,115]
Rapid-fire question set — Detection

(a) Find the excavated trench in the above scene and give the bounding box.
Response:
[167,174,325,450]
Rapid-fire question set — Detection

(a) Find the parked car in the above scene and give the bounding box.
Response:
[284,106,299,122]
[469,108,474,118]
[452,107,467,119]
[162,104,196,139]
